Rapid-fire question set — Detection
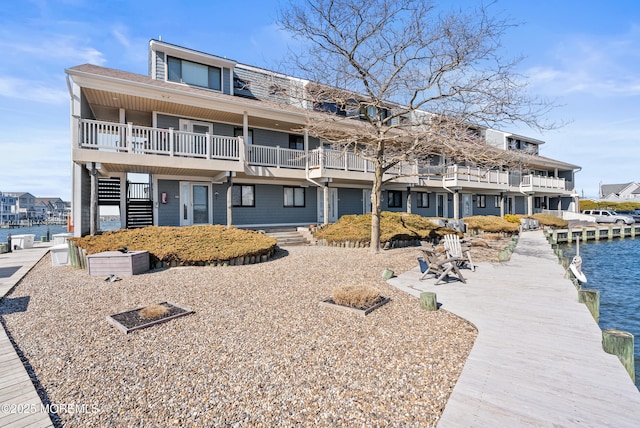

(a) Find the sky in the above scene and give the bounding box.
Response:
[1,0,639,201]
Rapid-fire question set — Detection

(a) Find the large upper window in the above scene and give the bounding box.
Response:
[167,56,221,91]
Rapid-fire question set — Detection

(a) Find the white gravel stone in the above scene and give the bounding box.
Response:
[2,245,479,427]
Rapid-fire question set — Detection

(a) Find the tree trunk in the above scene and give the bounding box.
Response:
[370,159,384,253]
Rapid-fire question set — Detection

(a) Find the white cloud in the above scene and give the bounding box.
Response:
[0,76,68,104]
[523,28,640,97]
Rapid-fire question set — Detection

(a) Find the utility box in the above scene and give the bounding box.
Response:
[87,250,150,277]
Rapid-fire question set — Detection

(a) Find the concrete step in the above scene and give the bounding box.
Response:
[264,228,311,246]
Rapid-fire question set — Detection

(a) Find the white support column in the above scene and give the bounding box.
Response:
[323,185,330,225]
[527,194,534,216]
[406,187,412,214]
[226,174,233,227]
[453,190,460,220]
[500,195,505,217]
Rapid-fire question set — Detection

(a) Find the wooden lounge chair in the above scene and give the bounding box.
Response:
[443,233,475,272]
[418,248,466,285]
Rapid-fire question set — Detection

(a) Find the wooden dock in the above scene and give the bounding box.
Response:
[0,244,54,427]
[547,223,640,244]
[388,230,640,427]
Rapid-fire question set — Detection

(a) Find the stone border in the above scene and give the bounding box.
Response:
[319,297,391,316]
[106,301,194,334]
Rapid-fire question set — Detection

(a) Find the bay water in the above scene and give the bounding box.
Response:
[561,238,640,390]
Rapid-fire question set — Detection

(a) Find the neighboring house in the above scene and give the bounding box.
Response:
[0,192,18,223]
[4,192,36,220]
[599,182,640,202]
[65,40,580,236]
[35,197,70,220]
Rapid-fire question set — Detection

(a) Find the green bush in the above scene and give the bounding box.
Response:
[532,213,568,228]
[71,225,277,265]
[503,214,521,224]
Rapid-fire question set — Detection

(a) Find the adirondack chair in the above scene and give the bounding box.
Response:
[418,248,466,285]
[443,234,475,272]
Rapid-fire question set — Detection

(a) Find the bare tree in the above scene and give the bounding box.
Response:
[278,0,556,252]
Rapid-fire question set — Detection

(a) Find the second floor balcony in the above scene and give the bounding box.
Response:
[75,118,571,192]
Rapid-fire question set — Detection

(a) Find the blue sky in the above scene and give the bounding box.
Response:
[1,0,639,201]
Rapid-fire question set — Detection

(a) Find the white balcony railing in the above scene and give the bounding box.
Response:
[521,174,566,190]
[79,119,239,160]
[444,165,510,185]
[77,119,569,191]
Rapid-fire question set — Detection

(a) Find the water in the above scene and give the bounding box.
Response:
[0,224,68,244]
[561,238,640,389]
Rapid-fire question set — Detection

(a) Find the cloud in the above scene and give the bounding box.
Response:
[0,35,106,66]
[0,76,68,104]
[523,27,640,97]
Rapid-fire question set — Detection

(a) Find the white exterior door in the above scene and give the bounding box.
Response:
[436,193,448,218]
[318,187,339,223]
[362,189,372,213]
[461,194,473,218]
[180,182,212,226]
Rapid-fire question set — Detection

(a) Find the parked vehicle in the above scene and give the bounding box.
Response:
[615,210,640,223]
[581,209,635,225]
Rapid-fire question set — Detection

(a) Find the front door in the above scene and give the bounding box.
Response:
[318,187,339,223]
[461,194,473,218]
[362,189,372,213]
[180,182,212,226]
[436,193,447,218]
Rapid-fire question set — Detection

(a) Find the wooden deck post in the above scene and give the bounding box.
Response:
[578,289,600,323]
[602,329,635,382]
[420,292,438,311]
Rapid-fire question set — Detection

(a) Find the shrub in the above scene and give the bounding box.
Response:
[503,214,521,224]
[532,213,568,228]
[579,199,640,212]
[71,225,277,265]
[139,304,169,319]
[313,212,458,244]
[332,285,382,309]
[464,216,519,233]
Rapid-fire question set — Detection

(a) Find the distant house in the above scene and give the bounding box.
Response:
[4,192,36,220]
[65,39,580,236]
[599,182,640,202]
[0,192,18,223]
[35,197,69,220]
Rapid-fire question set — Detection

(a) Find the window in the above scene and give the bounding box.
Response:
[289,135,304,150]
[167,56,221,91]
[232,185,255,207]
[284,187,305,207]
[476,195,486,208]
[234,128,253,145]
[417,192,430,208]
[388,190,402,208]
[494,196,501,208]
[534,197,541,209]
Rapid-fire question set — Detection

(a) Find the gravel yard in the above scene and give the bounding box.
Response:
[1,244,489,427]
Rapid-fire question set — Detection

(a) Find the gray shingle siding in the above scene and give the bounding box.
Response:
[157,180,180,226]
[155,51,165,80]
[337,188,364,217]
[222,67,231,95]
[412,192,437,217]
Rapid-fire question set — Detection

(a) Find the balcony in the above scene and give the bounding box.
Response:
[520,174,567,191]
[75,119,570,192]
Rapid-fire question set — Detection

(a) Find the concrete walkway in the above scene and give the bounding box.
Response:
[0,244,54,428]
[389,230,640,427]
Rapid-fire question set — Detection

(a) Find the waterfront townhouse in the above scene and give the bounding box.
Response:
[4,192,36,220]
[0,192,18,223]
[65,40,579,236]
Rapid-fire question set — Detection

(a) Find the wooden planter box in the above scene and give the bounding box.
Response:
[87,250,149,277]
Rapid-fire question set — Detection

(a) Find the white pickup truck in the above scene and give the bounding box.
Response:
[581,209,635,225]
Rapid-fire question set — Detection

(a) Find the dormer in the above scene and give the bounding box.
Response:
[148,39,236,95]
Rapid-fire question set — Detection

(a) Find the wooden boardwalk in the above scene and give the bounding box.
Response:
[389,230,640,427]
[0,244,54,428]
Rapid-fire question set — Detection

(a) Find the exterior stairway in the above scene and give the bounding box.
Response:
[263,227,314,246]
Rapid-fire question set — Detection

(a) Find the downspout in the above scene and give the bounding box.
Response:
[304,130,329,225]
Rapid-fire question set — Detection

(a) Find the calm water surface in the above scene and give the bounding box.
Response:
[0,225,68,243]
[562,238,640,390]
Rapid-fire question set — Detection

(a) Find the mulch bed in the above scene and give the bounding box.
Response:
[107,301,194,334]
